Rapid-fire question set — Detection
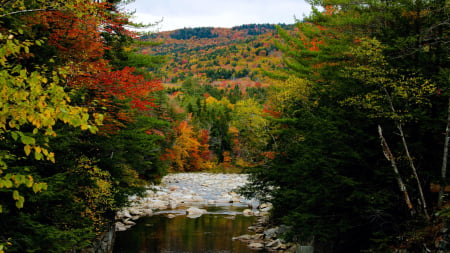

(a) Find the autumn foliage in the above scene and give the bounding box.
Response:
[1,0,166,251]
[164,119,210,171]
[23,7,163,134]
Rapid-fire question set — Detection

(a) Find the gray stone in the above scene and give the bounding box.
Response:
[264,227,279,239]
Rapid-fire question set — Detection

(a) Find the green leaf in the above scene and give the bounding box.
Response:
[16,196,24,209]
[26,175,33,187]
[12,190,19,200]
[34,151,43,160]
[21,135,35,145]
[11,131,18,141]
[3,179,13,188]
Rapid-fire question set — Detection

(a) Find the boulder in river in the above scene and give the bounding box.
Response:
[115,222,130,232]
[242,209,254,216]
[186,207,206,215]
[248,242,264,249]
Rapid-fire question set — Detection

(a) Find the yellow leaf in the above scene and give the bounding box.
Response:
[26,175,34,187]
[24,145,31,156]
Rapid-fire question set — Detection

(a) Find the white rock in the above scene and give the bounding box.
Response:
[141,209,153,216]
[123,219,136,226]
[180,195,193,202]
[216,198,232,203]
[248,242,264,249]
[232,197,241,202]
[115,222,129,232]
[191,196,204,202]
[121,210,132,218]
[186,207,206,215]
[168,200,177,209]
[128,207,141,216]
[168,192,184,199]
[169,186,180,191]
[156,191,168,197]
[242,209,254,216]
[232,234,252,241]
[266,239,282,249]
[259,203,273,212]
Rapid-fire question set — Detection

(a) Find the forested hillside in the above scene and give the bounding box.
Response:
[1,0,449,252]
[140,24,289,84]
[134,24,290,171]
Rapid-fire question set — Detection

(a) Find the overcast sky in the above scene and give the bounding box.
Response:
[123,0,312,32]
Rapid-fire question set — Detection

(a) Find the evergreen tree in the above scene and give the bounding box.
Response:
[242,0,449,251]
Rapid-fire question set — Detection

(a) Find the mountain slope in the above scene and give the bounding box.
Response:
[140,24,291,86]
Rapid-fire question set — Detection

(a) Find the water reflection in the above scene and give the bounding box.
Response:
[114,206,262,253]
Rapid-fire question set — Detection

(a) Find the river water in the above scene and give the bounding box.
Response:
[113,173,263,253]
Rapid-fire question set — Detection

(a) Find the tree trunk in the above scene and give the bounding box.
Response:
[438,98,450,208]
[383,87,430,221]
[395,121,430,220]
[378,125,415,215]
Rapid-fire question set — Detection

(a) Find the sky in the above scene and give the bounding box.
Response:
[123,0,312,32]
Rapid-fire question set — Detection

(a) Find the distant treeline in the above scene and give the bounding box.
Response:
[170,27,219,40]
[142,23,294,40]
[232,23,291,35]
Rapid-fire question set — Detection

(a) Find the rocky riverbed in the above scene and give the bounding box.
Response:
[115,173,260,229]
[115,173,306,252]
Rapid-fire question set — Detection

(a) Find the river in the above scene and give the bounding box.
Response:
[113,173,264,253]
